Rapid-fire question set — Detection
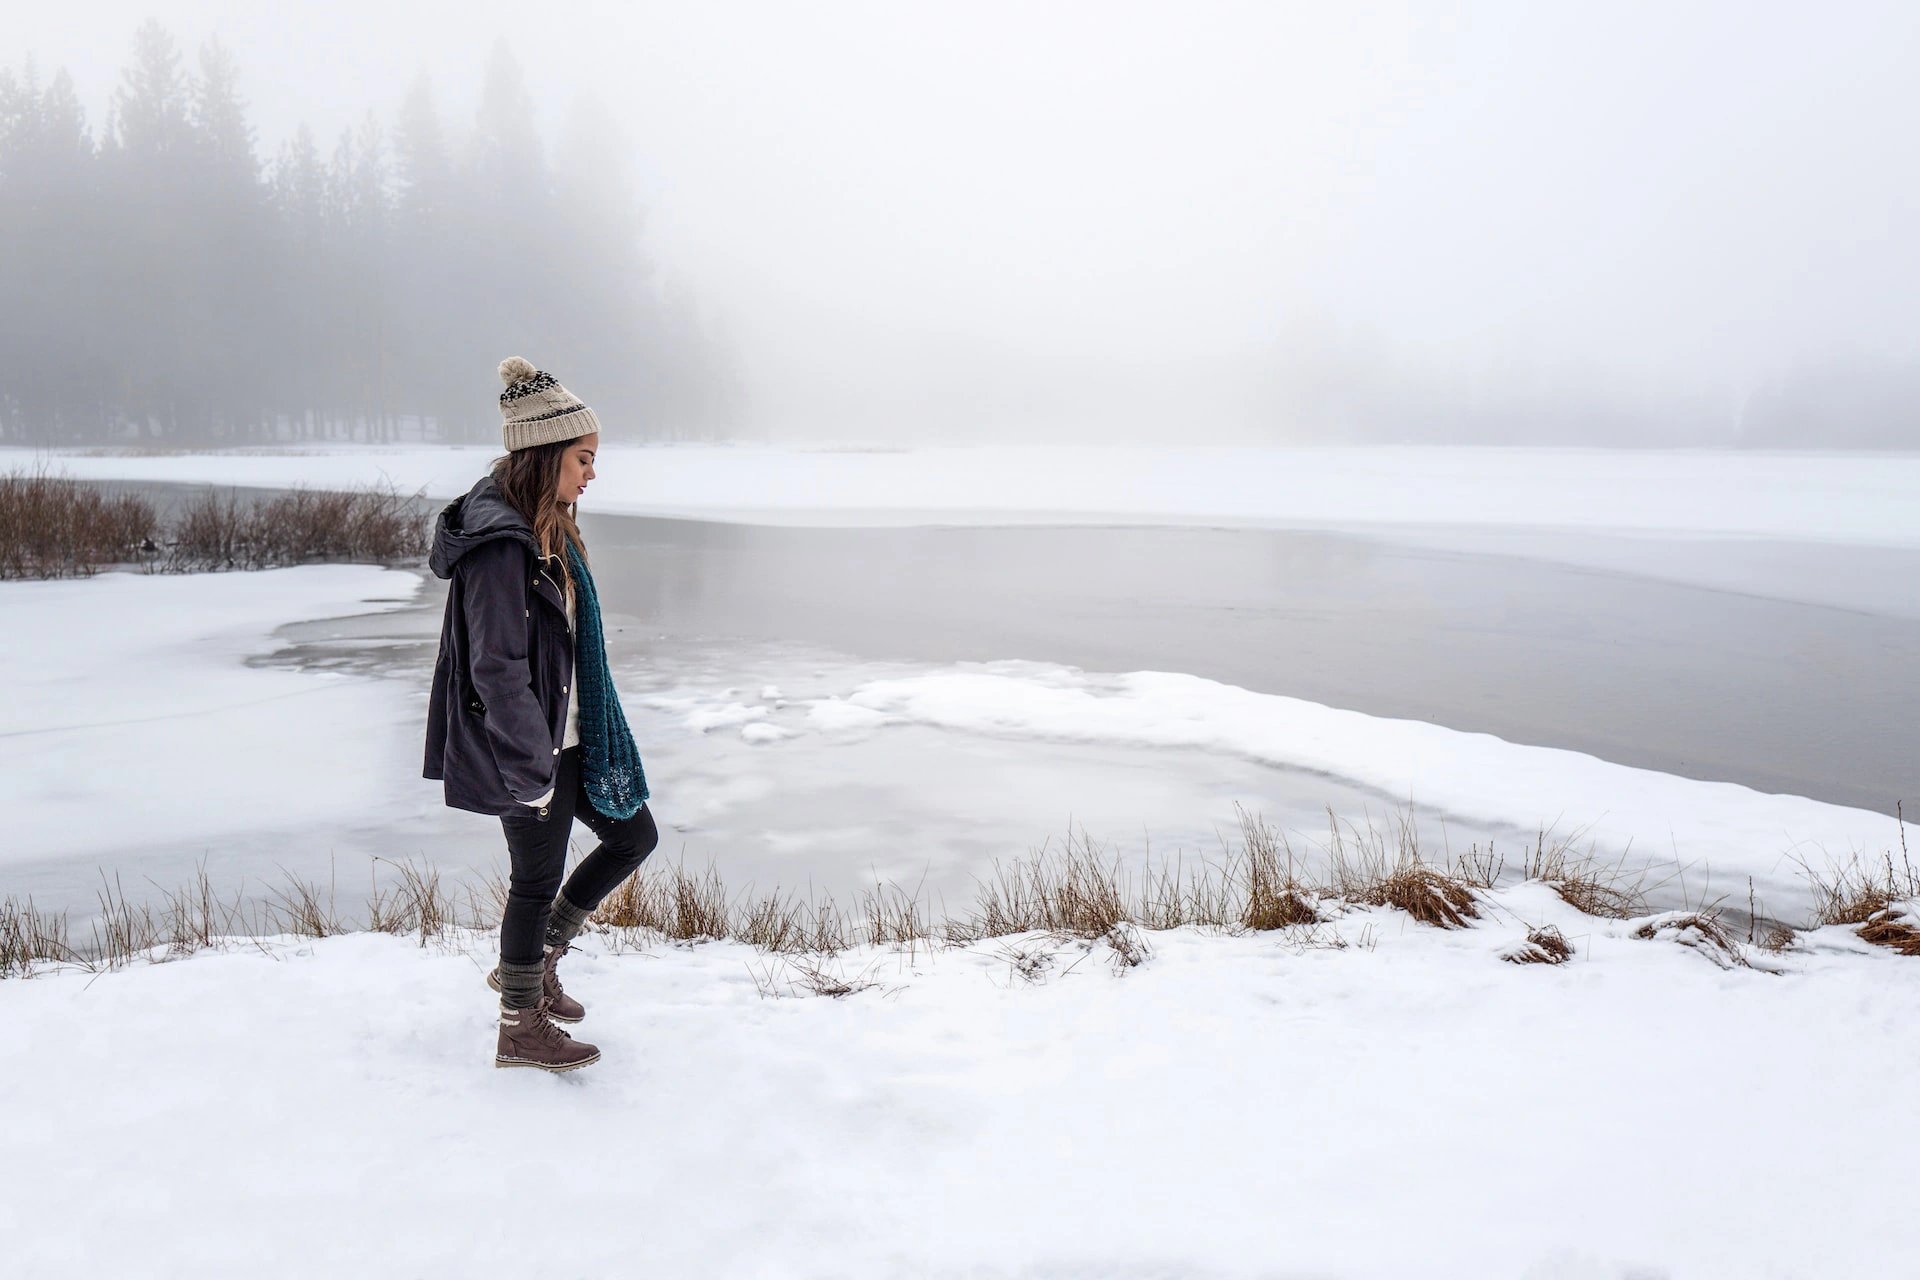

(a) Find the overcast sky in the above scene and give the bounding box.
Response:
[18,0,1920,441]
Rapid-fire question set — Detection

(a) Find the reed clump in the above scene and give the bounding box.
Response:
[1322,811,1479,929]
[1796,809,1920,957]
[1453,824,1646,919]
[0,470,425,579]
[166,483,426,571]
[0,472,156,579]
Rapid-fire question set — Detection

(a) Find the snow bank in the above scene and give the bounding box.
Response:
[8,443,1919,544]
[0,566,423,866]
[808,663,1916,911]
[3,890,1916,1278]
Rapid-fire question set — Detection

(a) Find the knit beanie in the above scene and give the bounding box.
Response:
[497,356,601,451]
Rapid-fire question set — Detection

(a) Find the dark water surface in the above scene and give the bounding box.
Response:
[95,479,1919,814]
[578,513,1920,816]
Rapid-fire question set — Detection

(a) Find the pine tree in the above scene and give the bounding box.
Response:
[112,20,190,157]
[190,37,256,180]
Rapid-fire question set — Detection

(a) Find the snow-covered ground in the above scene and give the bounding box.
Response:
[5,889,1917,1278]
[8,442,1920,544]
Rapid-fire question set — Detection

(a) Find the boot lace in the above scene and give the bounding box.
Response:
[529,997,574,1043]
[542,943,571,998]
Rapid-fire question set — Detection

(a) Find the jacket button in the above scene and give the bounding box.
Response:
[561,685,567,693]
[552,748,560,755]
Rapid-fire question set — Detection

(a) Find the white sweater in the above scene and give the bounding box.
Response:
[525,586,580,810]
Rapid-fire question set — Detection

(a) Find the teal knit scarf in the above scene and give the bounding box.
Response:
[567,542,649,820]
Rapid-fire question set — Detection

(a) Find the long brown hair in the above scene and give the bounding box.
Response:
[491,441,587,591]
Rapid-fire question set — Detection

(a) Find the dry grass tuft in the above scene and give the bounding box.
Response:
[1527,832,1645,919]
[589,857,732,943]
[155,862,247,955]
[1235,808,1320,930]
[1799,839,1920,954]
[1803,864,1905,927]
[1800,859,1918,931]
[1855,908,1920,956]
[1320,810,1478,928]
[996,937,1056,984]
[0,897,76,977]
[788,955,879,997]
[1796,805,1919,935]
[862,876,934,951]
[658,862,731,942]
[1102,922,1153,971]
[1313,809,1474,932]
[736,887,848,955]
[748,954,880,999]
[1502,924,1574,965]
[1632,910,1749,970]
[588,868,653,931]
[89,872,159,970]
[366,860,465,944]
[267,870,341,939]
[1373,862,1479,928]
[969,830,1132,940]
[1454,825,1647,919]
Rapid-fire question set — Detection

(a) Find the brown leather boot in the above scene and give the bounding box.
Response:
[486,944,586,1023]
[494,997,600,1072]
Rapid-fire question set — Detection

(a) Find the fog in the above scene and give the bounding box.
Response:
[12,0,1920,445]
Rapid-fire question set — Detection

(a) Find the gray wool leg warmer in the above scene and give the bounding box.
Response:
[545,894,594,949]
[496,959,545,1011]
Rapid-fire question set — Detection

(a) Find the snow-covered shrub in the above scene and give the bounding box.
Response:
[1631,911,1748,970]
[1502,924,1575,965]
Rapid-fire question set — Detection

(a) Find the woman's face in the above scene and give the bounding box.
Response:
[556,433,598,505]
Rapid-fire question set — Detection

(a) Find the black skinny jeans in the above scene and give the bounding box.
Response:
[498,746,659,965]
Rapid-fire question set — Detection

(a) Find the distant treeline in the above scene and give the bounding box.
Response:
[0,22,740,446]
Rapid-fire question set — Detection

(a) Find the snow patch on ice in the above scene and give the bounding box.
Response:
[830,662,1916,910]
[685,702,767,733]
[806,698,896,733]
[0,566,423,866]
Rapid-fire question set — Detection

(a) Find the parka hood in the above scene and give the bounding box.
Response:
[428,474,538,579]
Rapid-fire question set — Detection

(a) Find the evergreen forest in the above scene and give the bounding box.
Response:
[0,21,739,445]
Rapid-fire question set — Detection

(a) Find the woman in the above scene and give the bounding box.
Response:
[423,356,657,1073]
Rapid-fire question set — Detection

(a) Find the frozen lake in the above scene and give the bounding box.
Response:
[8,470,1916,922]
[575,512,1920,815]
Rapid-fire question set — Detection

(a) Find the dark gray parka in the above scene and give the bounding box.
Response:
[422,475,574,815]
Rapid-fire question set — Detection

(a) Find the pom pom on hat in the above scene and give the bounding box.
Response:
[498,356,539,387]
